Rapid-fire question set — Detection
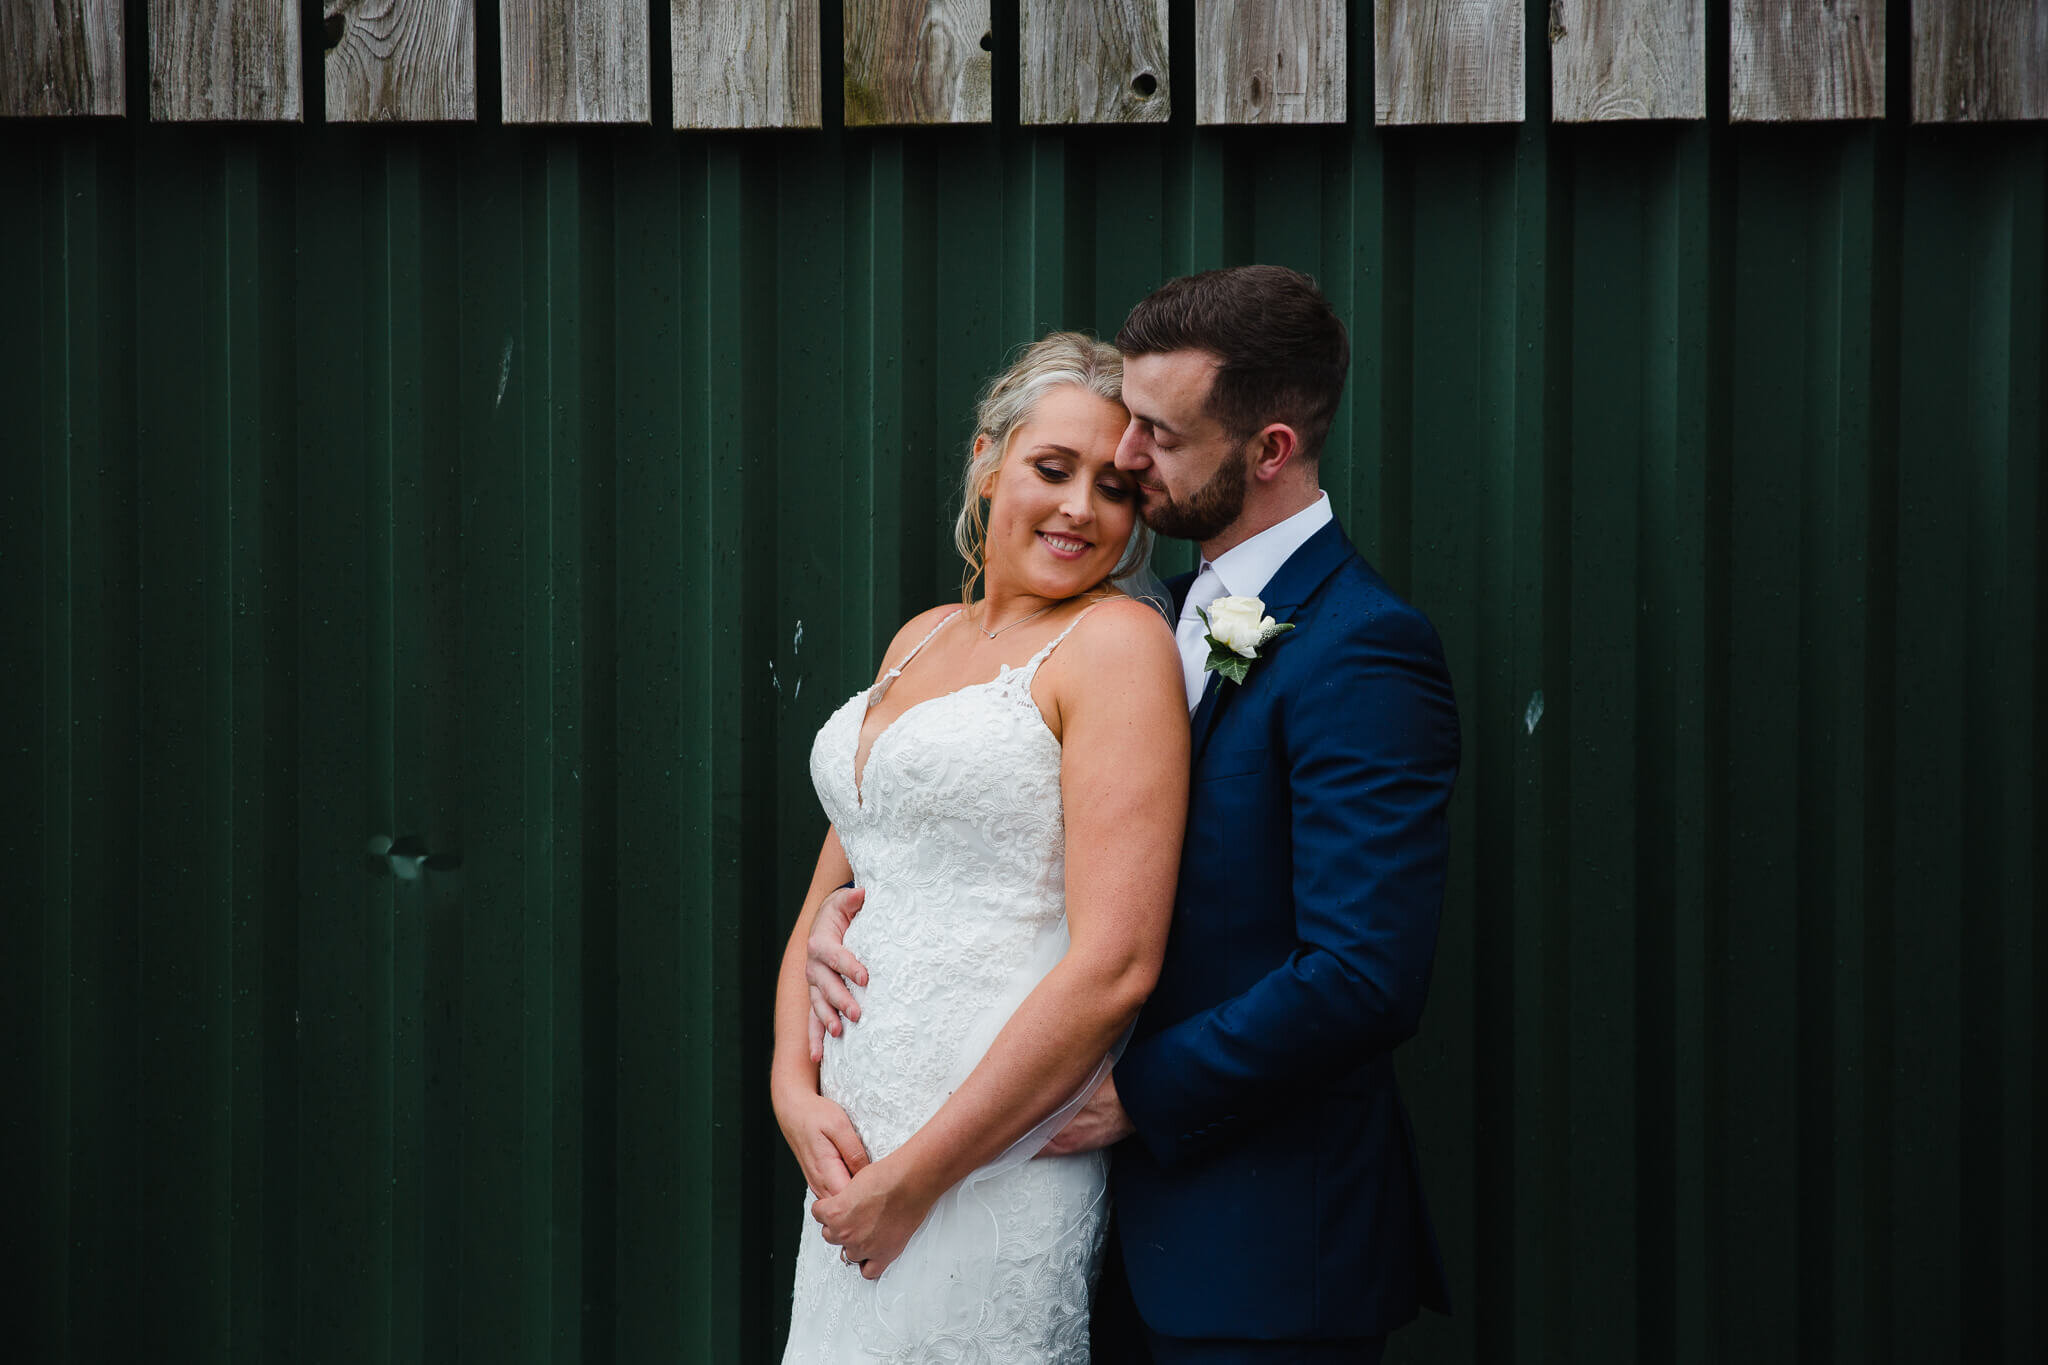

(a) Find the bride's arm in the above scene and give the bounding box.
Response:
[771,825,872,1198]
[774,605,964,1198]
[812,600,1187,1275]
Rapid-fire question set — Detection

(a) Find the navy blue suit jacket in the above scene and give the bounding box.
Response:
[1111,518,1458,1341]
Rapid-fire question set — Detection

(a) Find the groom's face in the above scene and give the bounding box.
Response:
[1115,350,1252,544]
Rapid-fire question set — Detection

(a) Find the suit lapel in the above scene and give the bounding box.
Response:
[1188,670,1225,753]
[1255,518,1352,619]
[1188,519,1354,763]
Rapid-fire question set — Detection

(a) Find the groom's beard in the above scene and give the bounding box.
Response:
[1140,440,1251,543]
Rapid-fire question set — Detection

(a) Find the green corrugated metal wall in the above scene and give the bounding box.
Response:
[3,9,2042,1365]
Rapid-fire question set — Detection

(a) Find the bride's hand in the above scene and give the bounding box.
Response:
[810,1157,935,1281]
[774,1089,871,1199]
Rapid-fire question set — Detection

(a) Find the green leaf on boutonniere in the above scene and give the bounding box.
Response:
[1205,648,1252,686]
[1196,603,1294,688]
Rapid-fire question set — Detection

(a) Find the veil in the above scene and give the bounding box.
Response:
[1110,526,1173,624]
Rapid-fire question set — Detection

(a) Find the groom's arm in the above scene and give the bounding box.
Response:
[1111,605,1459,1170]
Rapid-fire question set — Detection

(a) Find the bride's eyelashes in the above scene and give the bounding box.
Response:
[1030,460,1134,502]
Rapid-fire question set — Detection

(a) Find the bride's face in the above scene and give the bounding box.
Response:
[980,385,1137,602]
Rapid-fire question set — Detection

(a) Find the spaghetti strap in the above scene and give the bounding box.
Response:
[1017,598,1119,678]
[877,608,964,687]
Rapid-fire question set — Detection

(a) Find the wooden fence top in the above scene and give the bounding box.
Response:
[4,1,2044,127]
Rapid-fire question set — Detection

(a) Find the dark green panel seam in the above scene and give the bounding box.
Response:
[215,139,256,1365]
[575,137,621,1365]
[43,133,76,1365]
[518,133,562,1365]
[364,136,401,1365]
[1794,128,1845,1365]
[703,138,772,1362]
[1956,148,2017,1365]
[674,135,720,1358]
[1818,127,1880,1365]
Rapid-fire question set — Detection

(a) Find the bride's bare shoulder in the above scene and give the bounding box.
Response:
[1079,593,1177,645]
[1051,596,1181,687]
[1036,597,1185,747]
[871,603,967,682]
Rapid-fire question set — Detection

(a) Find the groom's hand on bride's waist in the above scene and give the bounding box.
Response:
[805,886,871,1062]
[1039,1074,1135,1156]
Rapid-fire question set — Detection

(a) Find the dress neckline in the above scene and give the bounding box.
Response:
[849,599,1114,808]
[852,609,963,807]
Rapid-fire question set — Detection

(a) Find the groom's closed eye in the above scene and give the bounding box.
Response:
[1132,415,1183,447]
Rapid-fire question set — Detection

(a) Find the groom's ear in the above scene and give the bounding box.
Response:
[1248,423,1302,482]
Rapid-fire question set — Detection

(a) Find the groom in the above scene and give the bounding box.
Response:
[813,266,1458,1362]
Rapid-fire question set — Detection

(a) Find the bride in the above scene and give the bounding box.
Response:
[772,332,1188,1362]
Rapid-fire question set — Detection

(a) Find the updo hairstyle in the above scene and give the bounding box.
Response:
[953,331,1150,602]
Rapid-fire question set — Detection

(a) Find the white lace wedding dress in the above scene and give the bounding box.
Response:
[782,608,1112,1365]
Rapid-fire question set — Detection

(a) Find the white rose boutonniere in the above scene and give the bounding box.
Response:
[1196,595,1295,686]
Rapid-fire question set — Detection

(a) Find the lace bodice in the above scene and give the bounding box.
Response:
[783,607,1110,1365]
[811,610,1077,1157]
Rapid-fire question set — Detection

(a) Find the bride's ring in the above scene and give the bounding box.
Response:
[839,1248,856,1266]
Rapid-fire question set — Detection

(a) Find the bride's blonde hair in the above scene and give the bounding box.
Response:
[954,331,1150,602]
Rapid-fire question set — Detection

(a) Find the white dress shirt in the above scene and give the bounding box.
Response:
[1177,492,1335,708]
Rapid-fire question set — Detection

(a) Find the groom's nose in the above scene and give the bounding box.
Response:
[1114,421,1150,471]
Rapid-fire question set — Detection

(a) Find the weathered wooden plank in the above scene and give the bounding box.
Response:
[1551,0,1704,121]
[1913,0,2048,122]
[149,0,302,121]
[324,1,477,123]
[1195,0,1344,124]
[1374,0,1523,125]
[501,0,649,124]
[1730,0,1885,121]
[1,0,124,117]
[1020,0,1168,125]
[674,0,821,128]
[843,0,991,125]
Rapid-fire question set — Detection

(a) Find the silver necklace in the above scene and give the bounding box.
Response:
[974,601,1058,639]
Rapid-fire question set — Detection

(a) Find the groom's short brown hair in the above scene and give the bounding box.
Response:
[1115,265,1350,463]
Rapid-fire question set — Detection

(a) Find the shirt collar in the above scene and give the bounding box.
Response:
[1203,492,1334,604]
